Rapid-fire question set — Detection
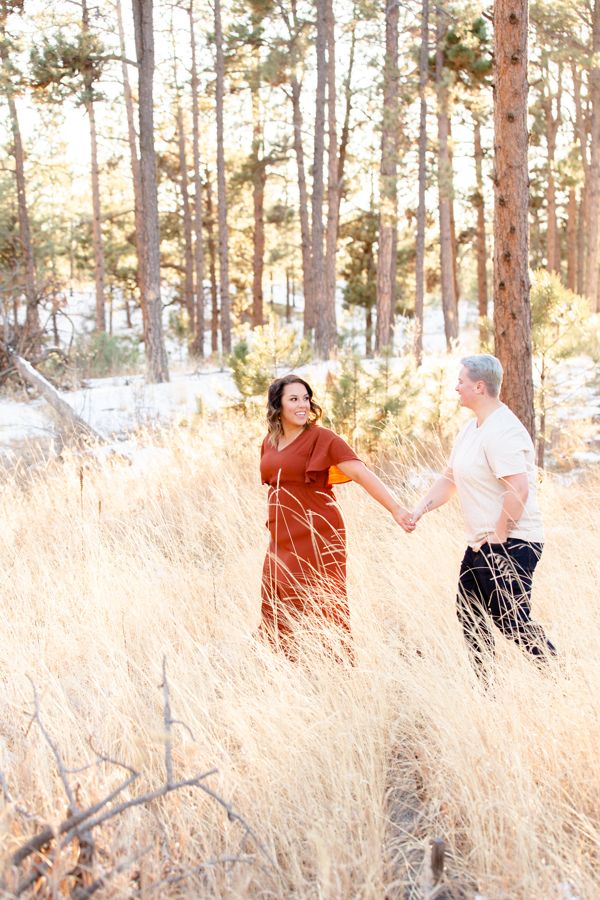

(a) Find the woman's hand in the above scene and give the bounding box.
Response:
[393,505,416,533]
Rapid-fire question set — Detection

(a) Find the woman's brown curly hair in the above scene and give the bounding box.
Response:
[266,374,322,447]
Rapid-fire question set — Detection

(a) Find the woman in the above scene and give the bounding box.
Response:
[258,374,414,659]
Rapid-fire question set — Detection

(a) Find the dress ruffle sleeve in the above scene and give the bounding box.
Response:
[305,428,362,485]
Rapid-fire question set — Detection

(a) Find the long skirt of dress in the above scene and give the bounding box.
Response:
[259,482,352,660]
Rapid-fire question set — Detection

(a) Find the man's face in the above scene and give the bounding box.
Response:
[455,365,484,409]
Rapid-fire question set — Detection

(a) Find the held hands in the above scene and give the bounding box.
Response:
[409,506,425,527]
[393,505,417,533]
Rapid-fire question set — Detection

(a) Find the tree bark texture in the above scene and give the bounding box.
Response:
[189,2,204,357]
[290,78,314,333]
[204,169,219,354]
[0,16,39,353]
[577,186,587,296]
[132,0,169,383]
[214,0,232,354]
[251,51,265,330]
[86,100,106,332]
[587,1,600,311]
[492,0,534,439]
[540,71,562,274]
[375,0,399,354]
[312,0,329,359]
[566,185,576,291]
[473,113,488,342]
[436,7,458,352]
[413,0,428,366]
[573,70,589,296]
[82,0,106,333]
[176,105,195,334]
[117,0,146,335]
[324,0,338,344]
[337,25,355,197]
[448,116,459,304]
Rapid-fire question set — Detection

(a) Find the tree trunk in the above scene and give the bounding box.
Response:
[473,112,488,344]
[566,185,576,291]
[251,50,265,330]
[436,6,458,352]
[86,99,106,332]
[81,0,106,333]
[132,0,169,383]
[214,0,232,354]
[286,268,291,322]
[587,1,600,312]
[413,0,428,367]
[366,306,373,357]
[312,0,329,359]
[492,0,534,438]
[577,185,587,295]
[375,0,399,354]
[290,77,314,333]
[116,0,146,336]
[0,15,39,353]
[324,0,338,345]
[448,116,459,305]
[189,1,205,358]
[573,69,589,297]
[204,169,219,354]
[540,69,562,275]
[176,105,195,336]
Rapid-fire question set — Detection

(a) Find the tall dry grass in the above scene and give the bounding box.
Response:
[0,419,598,898]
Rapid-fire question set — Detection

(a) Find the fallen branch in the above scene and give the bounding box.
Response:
[2,658,285,897]
[9,351,108,444]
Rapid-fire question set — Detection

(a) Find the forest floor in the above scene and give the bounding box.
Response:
[0,419,597,899]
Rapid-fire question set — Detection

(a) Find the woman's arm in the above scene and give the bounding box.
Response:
[410,468,456,524]
[335,459,415,533]
[484,472,529,544]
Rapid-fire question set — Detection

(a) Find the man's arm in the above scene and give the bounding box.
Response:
[484,472,529,544]
[410,467,457,525]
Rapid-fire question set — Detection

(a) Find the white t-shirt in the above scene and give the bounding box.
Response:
[448,404,544,551]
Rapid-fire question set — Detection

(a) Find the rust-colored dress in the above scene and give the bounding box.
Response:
[259,425,362,656]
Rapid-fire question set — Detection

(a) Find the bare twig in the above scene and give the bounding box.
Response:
[28,677,76,811]
[161,656,173,786]
[5,661,284,895]
[11,771,139,867]
[74,844,152,900]
[193,782,282,878]
[0,770,38,820]
[15,860,51,897]
[60,771,218,849]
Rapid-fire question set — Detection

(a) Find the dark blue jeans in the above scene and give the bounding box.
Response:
[457,538,557,680]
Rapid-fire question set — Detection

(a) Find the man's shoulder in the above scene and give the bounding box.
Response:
[485,405,533,447]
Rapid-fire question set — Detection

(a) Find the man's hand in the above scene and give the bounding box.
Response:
[393,505,416,533]
[410,501,431,526]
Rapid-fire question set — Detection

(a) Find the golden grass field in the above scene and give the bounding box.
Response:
[0,418,598,898]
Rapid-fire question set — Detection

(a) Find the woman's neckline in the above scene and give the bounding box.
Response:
[276,424,313,453]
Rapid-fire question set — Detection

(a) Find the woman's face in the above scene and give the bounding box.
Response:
[279,382,311,429]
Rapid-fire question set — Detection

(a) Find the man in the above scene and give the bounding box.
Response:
[411,354,556,682]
